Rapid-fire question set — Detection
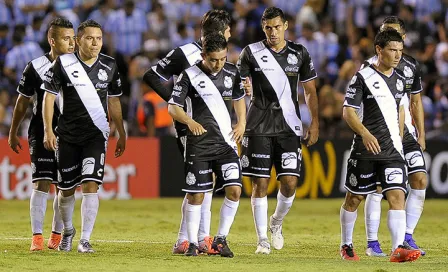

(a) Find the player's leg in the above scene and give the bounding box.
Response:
[76,135,108,253]
[241,136,273,254]
[271,135,302,250]
[29,179,51,251]
[48,184,63,249]
[212,156,242,258]
[403,145,427,255]
[183,160,213,256]
[340,159,376,260]
[380,161,421,262]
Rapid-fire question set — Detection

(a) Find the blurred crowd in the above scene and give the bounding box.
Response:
[0,0,448,140]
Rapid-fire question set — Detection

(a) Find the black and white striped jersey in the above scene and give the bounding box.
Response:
[344,64,406,161]
[168,62,245,161]
[151,40,202,135]
[361,53,423,140]
[17,53,59,141]
[237,40,317,137]
[43,52,122,143]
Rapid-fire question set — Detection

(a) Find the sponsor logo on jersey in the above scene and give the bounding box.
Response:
[95,82,109,89]
[285,66,299,73]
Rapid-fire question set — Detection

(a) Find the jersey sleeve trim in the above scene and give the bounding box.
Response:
[300,75,317,83]
[16,88,33,98]
[152,66,169,82]
[42,86,58,95]
[343,102,360,109]
[168,98,184,107]
[410,89,423,94]
[233,92,245,101]
[108,92,123,97]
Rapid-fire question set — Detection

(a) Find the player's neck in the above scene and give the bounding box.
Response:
[268,40,286,52]
[373,63,394,77]
[78,51,97,65]
[48,50,59,62]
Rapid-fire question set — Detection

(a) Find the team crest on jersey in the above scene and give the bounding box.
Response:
[240,155,249,168]
[287,54,298,65]
[224,76,233,88]
[98,69,108,81]
[186,172,196,185]
[403,66,413,77]
[396,79,404,92]
[349,173,357,186]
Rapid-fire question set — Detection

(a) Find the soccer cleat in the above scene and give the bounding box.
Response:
[340,244,360,261]
[211,236,234,258]
[77,239,95,253]
[30,234,44,251]
[404,233,426,256]
[58,228,76,252]
[172,240,189,254]
[184,243,199,256]
[390,245,421,262]
[269,216,284,250]
[47,232,62,249]
[365,240,387,257]
[198,236,219,255]
[255,239,271,254]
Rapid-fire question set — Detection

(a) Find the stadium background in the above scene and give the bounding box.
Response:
[1,1,448,271]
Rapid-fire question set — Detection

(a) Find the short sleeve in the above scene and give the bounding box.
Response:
[17,62,37,97]
[108,65,122,97]
[410,61,423,94]
[153,48,188,81]
[343,73,365,109]
[236,46,251,79]
[168,71,190,107]
[42,58,63,95]
[299,46,318,82]
[232,70,245,101]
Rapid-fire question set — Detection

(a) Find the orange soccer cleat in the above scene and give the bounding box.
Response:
[390,245,421,263]
[172,240,189,254]
[30,234,44,251]
[199,236,219,255]
[47,232,62,250]
[340,244,360,261]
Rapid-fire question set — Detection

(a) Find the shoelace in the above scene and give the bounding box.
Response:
[371,243,383,253]
[81,241,92,249]
[406,237,418,249]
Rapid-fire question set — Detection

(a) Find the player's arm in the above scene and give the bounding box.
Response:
[343,74,380,155]
[142,48,185,102]
[231,73,247,143]
[42,92,57,151]
[399,104,405,139]
[108,67,126,157]
[409,63,425,150]
[167,72,206,136]
[236,47,253,96]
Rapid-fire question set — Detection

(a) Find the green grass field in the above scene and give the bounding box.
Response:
[0,198,447,271]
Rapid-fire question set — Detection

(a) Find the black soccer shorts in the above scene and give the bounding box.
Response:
[403,132,427,175]
[29,137,58,184]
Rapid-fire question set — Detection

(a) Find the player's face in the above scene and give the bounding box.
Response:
[202,48,227,74]
[51,28,75,55]
[222,26,231,41]
[378,41,403,69]
[262,17,288,46]
[77,27,103,59]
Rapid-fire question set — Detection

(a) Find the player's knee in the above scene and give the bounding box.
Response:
[225,186,241,201]
[187,192,204,205]
[81,181,99,193]
[385,190,405,210]
[60,188,76,197]
[343,192,363,212]
[279,176,298,196]
[34,180,51,192]
[409,172,427,190]
[251,178,269,197]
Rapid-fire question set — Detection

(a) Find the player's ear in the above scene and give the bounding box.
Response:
[201,52,206,61]
[284,20,288,31]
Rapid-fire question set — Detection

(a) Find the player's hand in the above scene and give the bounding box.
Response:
[8,134,22,154]
[230,122,245,143]
[362,132,381,155]
[417,136,426,151]
[115,136,126,157]
[242,77,252,96]
[43,131,57,151]
[187,120,207,136]
[304,121,319,146]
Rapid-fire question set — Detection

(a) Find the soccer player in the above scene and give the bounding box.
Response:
[42,19,126,253]
[143,10,250,254]
[362,17,427,257]
[8,17,75,251]
[237,7,319,254]
[339,29,421,263]
[168,33,246,258]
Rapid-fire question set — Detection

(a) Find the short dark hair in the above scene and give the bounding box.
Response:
[201,10,231,37]
[374,28,403,55]
[261,7,286,24]
[48,17,73,38]
[202,33,227,54]
[381,16,406,35]
[77,19,102,37]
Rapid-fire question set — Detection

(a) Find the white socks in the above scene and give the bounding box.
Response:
[186,203,201,245]
[272,192,295,224]
[251,196,268,241]
[217,198,239,237]
[81,193,99,241]
[177,196,188,242]
[52,192,64,234]
[58,192,75,233]
[30,189,48,235]
[199,193,212,241]
[405,189,425,234]
[364,193,383,241]
[340,207,357,246]
[387,210,406,251]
